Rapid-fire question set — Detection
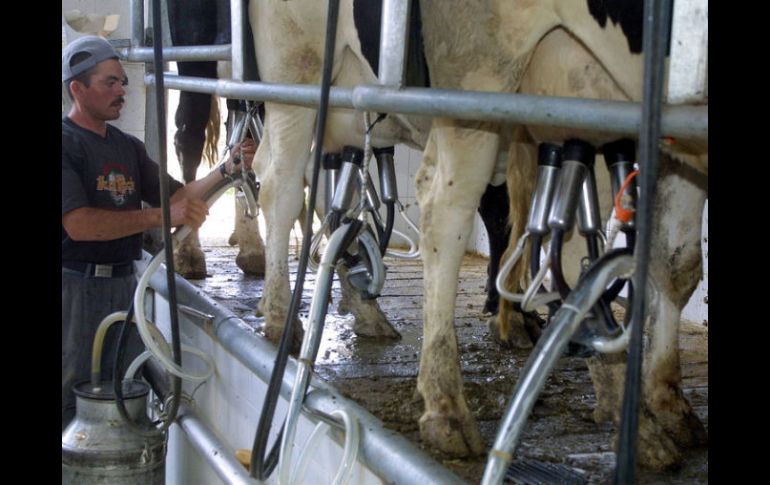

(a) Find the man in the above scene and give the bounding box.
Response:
[61,35,256,429]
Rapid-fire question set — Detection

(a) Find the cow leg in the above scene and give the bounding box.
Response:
[490,136,542,349]
[222,102,268,276]
[256,104,316,349]
[588,156,707,470]
[172,61,218,279]
[640,157,708,465]
[414,119,499,457]
[478,182,510,315]
[233,191,266,276]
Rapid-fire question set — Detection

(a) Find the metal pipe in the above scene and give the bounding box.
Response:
[140,256,467,485]
[148,75,707,141]
[152,74,355,108]
[130,0,144,48]
[120,45,232,62]
[378,0,411,86]
[142,361,256,484]
[177,405,256,485]
[280,224,353,484]
[352,85,707,141]
[230,0,244,81]
[481,252,635,485]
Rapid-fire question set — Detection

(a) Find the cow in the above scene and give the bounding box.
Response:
[414,0,707,469]
[247,0,536,348]
[246,0,706,470]
[167,0,266,279]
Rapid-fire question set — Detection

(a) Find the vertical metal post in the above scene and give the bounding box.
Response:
[378,0,411,86]
[143,0,161,162]
[230,0,245,81]
[131,0,144,48]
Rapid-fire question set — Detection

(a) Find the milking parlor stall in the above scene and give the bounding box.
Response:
[62,1,708,484]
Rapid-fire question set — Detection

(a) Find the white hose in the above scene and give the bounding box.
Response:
[129,165,258,383]
[520,246,562,312]
[287,409,360,485]
[124,351,154,381]
[133,252,216,382]
[385,203,420,260]
[123,342,215,382]
[496,232,562,311]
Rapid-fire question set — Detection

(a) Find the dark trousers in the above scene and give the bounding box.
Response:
[61,268,145,430]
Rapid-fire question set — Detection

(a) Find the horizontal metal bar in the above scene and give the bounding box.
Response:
[353,85,708,141]
[140,254,467,485]
[151,73,355,109]
[176,405,256,485]
[148,74,707,141]
[119,45,232,62]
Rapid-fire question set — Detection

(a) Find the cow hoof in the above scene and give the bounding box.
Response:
[337,299,351,316]
[482,296,499,315]
[648,400,708,449]
[228,231,238,246]
[670,408,708,447]
[635,411,683,470]
[351,304,401,340]
[419,412,485,457]
[263,320,304,355]
[174,247,207,279]
[487,315,533,350]
[236,250,266,276]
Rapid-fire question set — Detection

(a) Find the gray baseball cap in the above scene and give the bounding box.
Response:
[62,35,120,82]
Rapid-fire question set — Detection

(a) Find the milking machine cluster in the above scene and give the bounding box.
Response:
[62,99,262,483]
[481,138,641,484]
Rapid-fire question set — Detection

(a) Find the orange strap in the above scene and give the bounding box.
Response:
[614,170,640,223]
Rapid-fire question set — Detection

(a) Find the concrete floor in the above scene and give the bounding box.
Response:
[188,227,707,484]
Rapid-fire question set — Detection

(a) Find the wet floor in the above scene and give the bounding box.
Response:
[189,238,708,485]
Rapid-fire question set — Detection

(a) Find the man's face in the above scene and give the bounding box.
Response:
[75,59,128,121]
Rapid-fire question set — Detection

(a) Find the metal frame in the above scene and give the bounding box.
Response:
[140,254,467,485]
[125,1,707,141]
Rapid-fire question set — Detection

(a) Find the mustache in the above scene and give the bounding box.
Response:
[112,97,125,106]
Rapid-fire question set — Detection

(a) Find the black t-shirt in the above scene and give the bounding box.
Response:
[62,117,184,264]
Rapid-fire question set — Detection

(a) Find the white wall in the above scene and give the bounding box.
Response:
[62,0,146,140]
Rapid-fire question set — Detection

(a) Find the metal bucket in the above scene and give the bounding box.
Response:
[62,380,165,484]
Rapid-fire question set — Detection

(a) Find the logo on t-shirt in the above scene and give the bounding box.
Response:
[96,162,136,206]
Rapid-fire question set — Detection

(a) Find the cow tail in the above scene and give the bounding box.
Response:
[203,96,221,167]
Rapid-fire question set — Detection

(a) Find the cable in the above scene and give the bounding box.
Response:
[250,0,342,479]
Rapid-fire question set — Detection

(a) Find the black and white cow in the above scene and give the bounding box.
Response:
[248,0,707,469]
[415,0,707,468]
[247,0,525,347]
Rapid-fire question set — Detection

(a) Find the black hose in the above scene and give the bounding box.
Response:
[530,233,542,280]
[603,230,636,302]
[111,304,165,437]
[380,201,395,255]
[614,0,672,482]
[111,0,183,434]
[250,0,341,479]
[550,230,571,300]
[586,233,600,261]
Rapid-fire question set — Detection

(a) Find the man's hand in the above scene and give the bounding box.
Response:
[229,138,258,172]
[170,198,209,229]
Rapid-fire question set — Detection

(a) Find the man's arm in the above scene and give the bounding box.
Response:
[62,198,208,241]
